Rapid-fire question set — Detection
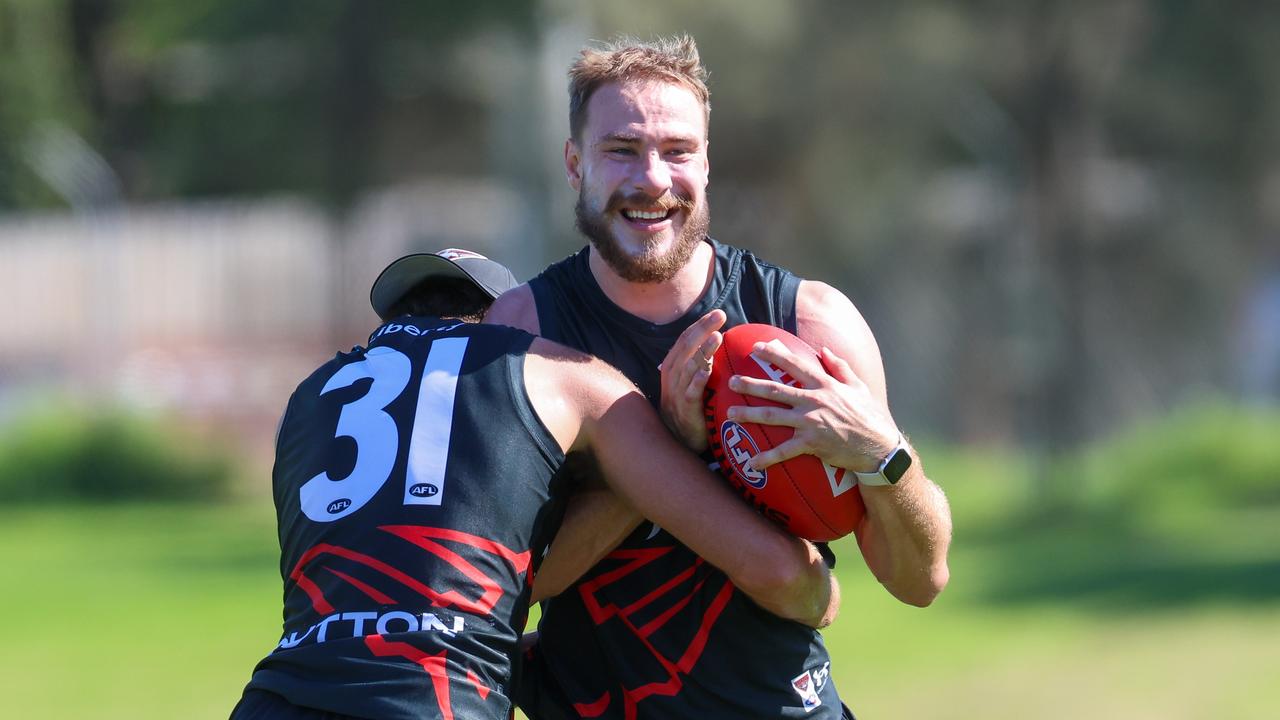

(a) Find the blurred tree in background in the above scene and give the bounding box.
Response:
[1,0,540,206]
[0,404,235,501]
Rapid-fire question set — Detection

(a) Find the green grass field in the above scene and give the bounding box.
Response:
[3,428,1278,719]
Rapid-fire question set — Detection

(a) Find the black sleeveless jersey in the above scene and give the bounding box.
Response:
[244,318,568,720]
[520,239,846,719]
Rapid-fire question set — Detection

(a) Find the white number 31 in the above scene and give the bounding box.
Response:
[299,339,468,522]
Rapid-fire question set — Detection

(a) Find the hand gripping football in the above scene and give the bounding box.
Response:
[705,324,866,541]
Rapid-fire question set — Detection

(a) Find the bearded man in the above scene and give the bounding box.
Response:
[487,35,952,720]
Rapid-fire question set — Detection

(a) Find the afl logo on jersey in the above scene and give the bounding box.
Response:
[791,669,823,712]
[720,421,767,489]
[326,498,352,515]
[409,483,439,498]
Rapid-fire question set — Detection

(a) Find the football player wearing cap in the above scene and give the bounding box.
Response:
[230,249,837,720]
[485,36,952,719]
[369,248,520,323]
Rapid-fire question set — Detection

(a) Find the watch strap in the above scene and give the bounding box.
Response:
[853,435,912,486]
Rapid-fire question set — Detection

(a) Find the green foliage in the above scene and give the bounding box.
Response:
[933,403,1280,610]
[0,406,236,502]
[1061,402,1280,518]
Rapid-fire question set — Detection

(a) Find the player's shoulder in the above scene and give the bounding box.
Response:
[796,280,875,344]
[484,283,540,334]
[485,248,591,335]
[526,337,634,402]
[796,279,860,318]
[522,336,640,451]
[795,279,886,391]
[527,336,623,381]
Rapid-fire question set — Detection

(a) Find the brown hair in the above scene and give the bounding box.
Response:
[385,277,493,323]
[567,34,710,142]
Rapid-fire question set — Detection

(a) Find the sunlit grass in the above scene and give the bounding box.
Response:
[0,503,279,720]
[4,422,1278,720]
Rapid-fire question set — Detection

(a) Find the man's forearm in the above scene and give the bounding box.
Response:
[531,489,642,603]
[857,455,952,607]
[729,536,839,628]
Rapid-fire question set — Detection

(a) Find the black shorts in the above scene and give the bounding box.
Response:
[230,689,367,720]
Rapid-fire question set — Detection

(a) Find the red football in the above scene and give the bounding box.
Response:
[705,324,865,541]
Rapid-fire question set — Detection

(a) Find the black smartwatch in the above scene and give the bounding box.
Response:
[854,435,912,486]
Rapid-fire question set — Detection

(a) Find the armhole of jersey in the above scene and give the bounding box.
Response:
[270,394,295,485]
[815,541,837,569]
[528,276,560,341]
[506,337,568,470]
[273,395,295,454]
[778,272,801,334]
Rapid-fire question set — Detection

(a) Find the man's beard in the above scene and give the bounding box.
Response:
[575,188,710,283]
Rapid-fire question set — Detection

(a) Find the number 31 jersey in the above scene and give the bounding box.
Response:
[243,318,568,720]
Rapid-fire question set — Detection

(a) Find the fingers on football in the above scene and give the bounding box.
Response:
[819,346,861,387]
[667,312,723,372]
[729,374,806,405]
[744,437,807,472]
[727,401,800,428]
[703,330,723,358]
[686,367,711,401]
[699,308,728,332]
[750,340,826,386]
[684,310,727,351]
[679,333,718,390]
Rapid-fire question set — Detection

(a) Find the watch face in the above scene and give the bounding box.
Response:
[883,448,912,484]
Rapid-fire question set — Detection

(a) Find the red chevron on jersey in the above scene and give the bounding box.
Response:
[290,525,531,616]
[365,635,455,720]
[465,668,492,701]
[576,546,737,719]
[323,566,397,605]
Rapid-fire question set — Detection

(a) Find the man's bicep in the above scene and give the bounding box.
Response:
[795,280,889,405]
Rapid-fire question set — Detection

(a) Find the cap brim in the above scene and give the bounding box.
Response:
[370,253,494,320]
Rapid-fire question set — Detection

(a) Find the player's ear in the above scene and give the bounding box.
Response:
[565,139,583,192]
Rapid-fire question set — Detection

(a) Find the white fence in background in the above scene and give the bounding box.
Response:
[0,181,527,454]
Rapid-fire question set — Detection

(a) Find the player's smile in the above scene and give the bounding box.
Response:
[620,206,675,229]
[610,190,692,238]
